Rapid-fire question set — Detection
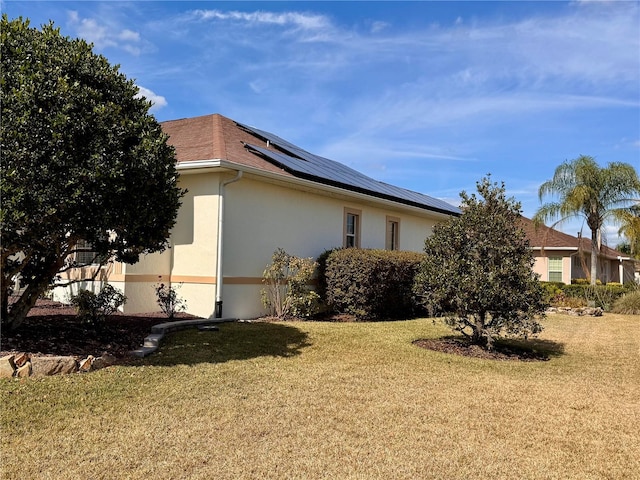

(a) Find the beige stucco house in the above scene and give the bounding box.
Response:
[54,113,460,319]
[519,217,636,285]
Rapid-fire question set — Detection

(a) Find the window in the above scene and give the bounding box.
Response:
[548,256,563,282]
[386,216,400,250]
[343,208,361,248]
[74,240,99,265]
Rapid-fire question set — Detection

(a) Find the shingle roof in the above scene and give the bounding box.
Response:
[519,216,626,260]
[161,113,460,216]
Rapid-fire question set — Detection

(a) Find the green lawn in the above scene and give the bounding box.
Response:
[2,315,639,479]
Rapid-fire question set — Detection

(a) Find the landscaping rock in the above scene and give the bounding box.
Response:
[0,354,16,378]
[78,355,95,372]
[31,356,78,377]
[92,352,117,370]
[14,352,30,368]
[546,306,604,317]
[100,352,116,366]
[15,361,32,378]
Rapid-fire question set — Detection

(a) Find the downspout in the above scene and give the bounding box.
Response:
[215,170,243,318]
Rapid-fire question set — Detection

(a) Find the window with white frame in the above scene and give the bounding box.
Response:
[386,216,400,250]
[344,208,361,248]
[548,256,563,282]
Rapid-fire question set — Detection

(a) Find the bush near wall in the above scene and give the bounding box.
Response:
[540,281,629,310]
[322,249,425,320]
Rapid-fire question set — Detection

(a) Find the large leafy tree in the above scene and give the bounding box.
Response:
[1,16,185,330]
[414,177,547,350]
[533,155,640,285]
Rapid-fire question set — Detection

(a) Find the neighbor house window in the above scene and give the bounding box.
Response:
[74,240,99,265]
[344,208,361,248]
[386,216,400,250]
[548,256,563,282]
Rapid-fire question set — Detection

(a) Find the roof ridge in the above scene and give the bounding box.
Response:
[212,114,227,160]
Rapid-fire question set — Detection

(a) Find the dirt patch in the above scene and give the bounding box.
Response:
[413,337,552,361]
[1,300,199,363]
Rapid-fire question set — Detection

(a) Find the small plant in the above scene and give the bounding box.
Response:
[154,278,187,319]
[612,290,640,315]
[70,284,126,326]
[261,248,320,319]
[550,291,587,309]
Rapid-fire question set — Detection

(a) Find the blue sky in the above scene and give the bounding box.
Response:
[4,1,639,245]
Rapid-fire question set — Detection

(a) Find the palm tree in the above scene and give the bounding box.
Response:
[534,155,640,285]
[615,203,640,258]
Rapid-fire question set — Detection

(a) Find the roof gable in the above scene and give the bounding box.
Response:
[519,216,626,259]
[162,113,460,216]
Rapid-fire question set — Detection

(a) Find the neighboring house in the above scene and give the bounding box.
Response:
[519,217,636,285]
[54,113,460,319]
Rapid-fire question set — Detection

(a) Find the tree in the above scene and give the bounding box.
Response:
[1,16,185,330]
[413,177,547,350]
[534,155,640,285]
[614,203,640,258]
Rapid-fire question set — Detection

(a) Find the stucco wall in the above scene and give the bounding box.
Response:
[532,251,572,284]
[76,172,450,319]
[214,176,442,319]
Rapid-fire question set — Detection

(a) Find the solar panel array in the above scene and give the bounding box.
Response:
[237,122,460,215]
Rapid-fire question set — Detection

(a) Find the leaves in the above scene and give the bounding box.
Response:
[414,177,547,349]
[1,16,185,329]
[261,248,320,319]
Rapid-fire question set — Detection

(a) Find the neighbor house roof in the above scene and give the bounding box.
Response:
[519,216,627,260]
[161,113,460,216]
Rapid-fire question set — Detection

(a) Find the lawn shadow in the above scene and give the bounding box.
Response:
[497,337,566,361]
[415,335,565,362]
[135,321,312,367]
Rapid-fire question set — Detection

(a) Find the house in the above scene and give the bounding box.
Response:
[519,217,636,285]
[54,114,460,319]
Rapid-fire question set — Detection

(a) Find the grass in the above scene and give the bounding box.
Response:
[2,314,639,479]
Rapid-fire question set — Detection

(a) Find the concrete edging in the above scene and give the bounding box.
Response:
[130,317,236,358]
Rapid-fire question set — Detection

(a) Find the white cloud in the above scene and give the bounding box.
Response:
[67,10,142,54]
[370,21,389,33]
[135,86,167,112]
[188,9,330,31]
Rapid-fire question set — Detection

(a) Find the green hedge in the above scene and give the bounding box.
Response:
[540,281,629,310]
[322,248,425,320]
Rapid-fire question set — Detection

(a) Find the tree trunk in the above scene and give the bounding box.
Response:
[471,313,490,349]
[2,257,66,331]
[590,228,599,286]
[3,281,44,331]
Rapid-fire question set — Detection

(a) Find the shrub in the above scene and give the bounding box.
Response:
[550,291,587,309]
[540,281,565,304]
[561,283,627,310]
[316,248,341,304]
[612,290,640,315]
[414,177,547,349]
[324,248,424,320]
[261,248,320,319]
[70,284,126,325]
[154,279,187,319]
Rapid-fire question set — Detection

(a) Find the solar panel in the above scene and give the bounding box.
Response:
[237,122,460,216]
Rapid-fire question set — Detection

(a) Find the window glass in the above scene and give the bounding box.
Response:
[344,208,361,248]
[386,217,399,250]
[75,240,99,265]
[548,256,563,282]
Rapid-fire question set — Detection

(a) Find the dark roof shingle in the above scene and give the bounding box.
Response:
[161,113,460,216]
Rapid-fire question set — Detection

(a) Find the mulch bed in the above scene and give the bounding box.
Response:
[1,300,197,363]
[413,337,551,361]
